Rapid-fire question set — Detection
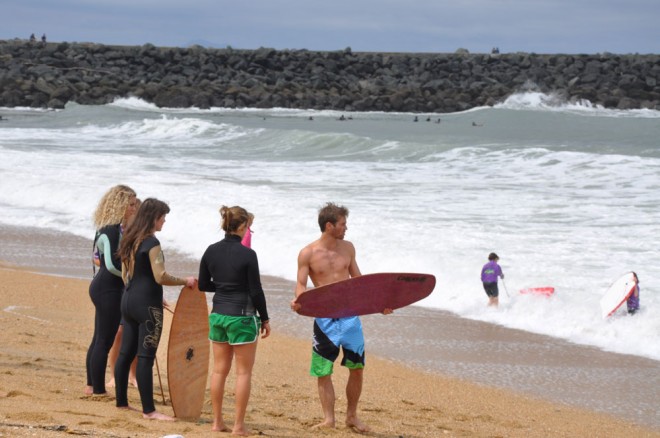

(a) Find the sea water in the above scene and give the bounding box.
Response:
[1,94,659,363]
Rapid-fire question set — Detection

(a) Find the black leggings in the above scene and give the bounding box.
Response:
[115,293,164,414]
[86,286,122,394]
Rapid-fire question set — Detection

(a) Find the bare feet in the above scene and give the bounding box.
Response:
[107,378,137,388]
[143,410,176,421]
[83,385,93,396]
[231,426,250,436]
[311,420,335,430]
[346,416,370,433]
[211,423,230,432]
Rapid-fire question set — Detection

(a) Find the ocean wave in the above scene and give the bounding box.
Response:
[108,96,494,119]
[496,91,660,118]
[1,102,659,362]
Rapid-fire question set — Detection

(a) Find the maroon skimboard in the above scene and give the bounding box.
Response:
[295,272,436,318]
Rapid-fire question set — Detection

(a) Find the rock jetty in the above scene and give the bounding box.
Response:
[1,40,658,112]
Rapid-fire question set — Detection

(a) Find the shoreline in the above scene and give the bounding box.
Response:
[1,267,658,437]
[0,224,658,434]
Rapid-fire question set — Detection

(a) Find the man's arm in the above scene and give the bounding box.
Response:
[294,247,312,298]
[291,247,312,312]
[347,241,361,278]
[348,241,391,315]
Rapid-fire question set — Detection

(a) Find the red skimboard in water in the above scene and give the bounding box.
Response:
[295,272,436,318]
[520,287,555,297]
[167,285,210,420]
[600,272,637,319]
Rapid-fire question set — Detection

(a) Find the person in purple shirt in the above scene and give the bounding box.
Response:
[627,272,640,315]
[481,252,504,307]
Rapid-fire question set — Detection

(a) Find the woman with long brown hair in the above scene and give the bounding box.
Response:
[115,198,195,421]
[198,205,270,435]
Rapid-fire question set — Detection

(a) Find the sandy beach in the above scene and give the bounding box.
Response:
[0,258,658,437]
[0,225,658,437]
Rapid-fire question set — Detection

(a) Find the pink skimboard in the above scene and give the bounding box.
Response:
[295,272,436,318]
[520,287,555,297]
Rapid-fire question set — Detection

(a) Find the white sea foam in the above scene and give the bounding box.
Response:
[0,102,658,362]
[497,91,660,118]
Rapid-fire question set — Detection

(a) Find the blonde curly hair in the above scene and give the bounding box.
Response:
[93,185,137,229]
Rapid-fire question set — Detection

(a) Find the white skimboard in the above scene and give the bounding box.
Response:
[599,272,637,319]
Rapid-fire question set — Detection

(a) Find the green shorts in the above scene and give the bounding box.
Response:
[208,313,261,345]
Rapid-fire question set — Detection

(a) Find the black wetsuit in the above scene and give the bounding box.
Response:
[198,234,269,322]
[85,224,123,394]
[115,235,164,414]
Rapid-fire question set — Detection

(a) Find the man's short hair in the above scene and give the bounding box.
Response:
[318,202,349,232]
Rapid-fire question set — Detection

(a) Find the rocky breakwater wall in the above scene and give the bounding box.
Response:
[1,40,658,112]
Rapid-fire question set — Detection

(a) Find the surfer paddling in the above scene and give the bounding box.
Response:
[291,202,391,433]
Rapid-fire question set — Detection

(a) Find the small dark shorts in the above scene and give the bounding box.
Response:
[483,282,499,297]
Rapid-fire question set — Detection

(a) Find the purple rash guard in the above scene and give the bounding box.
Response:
[481,261,503,283]
[627,285,640,311]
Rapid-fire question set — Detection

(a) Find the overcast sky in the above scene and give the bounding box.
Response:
[2,0,658,54]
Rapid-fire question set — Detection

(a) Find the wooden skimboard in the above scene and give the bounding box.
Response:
[167,285,210,420]
[520,287,555,297]
[599,272,637,319]
[296,272,436,318]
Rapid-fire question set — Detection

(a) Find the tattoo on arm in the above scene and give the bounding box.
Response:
[149,246,184,285]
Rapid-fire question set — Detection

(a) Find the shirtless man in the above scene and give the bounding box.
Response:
[292,202,388,433]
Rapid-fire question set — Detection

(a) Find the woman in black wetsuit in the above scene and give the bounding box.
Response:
[198,205,270,435]
[115,198,195,421]
[85,184,137,396]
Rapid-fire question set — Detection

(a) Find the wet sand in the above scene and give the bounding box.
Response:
[0,225,658,437]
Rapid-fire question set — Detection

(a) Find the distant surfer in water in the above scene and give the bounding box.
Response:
[291,202,391,433]
[198,205,270,435]
[115,198,195,421]
[85,185,137,397]
[627,272,640,315]
[481,252,504,307]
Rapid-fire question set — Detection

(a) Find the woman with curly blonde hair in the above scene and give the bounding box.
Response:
[85,185,137,396]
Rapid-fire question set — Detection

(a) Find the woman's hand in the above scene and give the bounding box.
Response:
[260,320,271,339]
[185,276,196,288]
